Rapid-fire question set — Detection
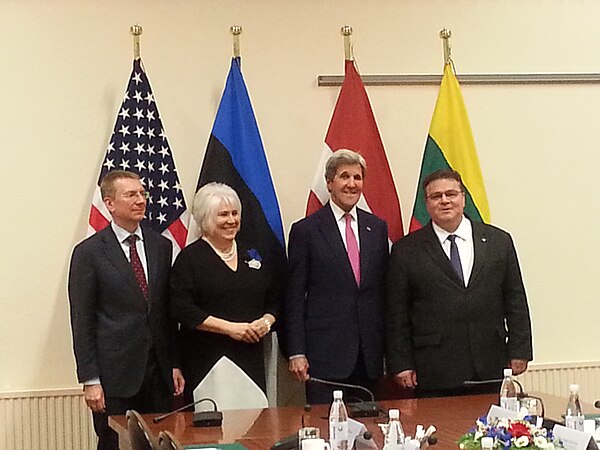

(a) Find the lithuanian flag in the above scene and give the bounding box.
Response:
[409,63,490,232]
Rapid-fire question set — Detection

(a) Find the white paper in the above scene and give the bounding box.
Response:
[553,424,598,450]
[193,355,268,412]
[349,418,378,449]
[487,404,520,420]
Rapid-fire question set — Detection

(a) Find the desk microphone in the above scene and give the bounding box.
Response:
[309,377,381,418]
[153,397,223,427]
[463,378,526,395]
[463,380,547,419]
[271,405,313,450]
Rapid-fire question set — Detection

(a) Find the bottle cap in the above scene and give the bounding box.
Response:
[333,390,343,399]
[389,409,400,419]
[569,384,580,394]
[503,368,513,377]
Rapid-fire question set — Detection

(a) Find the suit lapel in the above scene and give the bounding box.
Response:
[100,226,147,309]
[142,227,158,311]
[422,222,464,286]
[316,204,357,286]
[469,222,488,286]
[357,209,376,285]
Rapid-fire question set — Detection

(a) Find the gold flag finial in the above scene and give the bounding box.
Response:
[439,28,452,65]
[340,25,353,61]
[130,24,143,60]
[230,25,242,58]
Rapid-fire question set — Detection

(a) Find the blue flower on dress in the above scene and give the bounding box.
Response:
[245,249,262,270]
[247,249,262,261]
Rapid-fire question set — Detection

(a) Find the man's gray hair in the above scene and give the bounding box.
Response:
[324,149,367,182]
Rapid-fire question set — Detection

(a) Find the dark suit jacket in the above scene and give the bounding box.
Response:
[385,221,533,390]
[285,203,389,380]
[68,225,175,398]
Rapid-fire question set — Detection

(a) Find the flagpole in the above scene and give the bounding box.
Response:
[341,25,353,61]
[440,28,452,66]
[230,25,242,59]
[130,24,143,60]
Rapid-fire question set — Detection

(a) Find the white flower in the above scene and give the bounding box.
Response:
[533,436,549,448]
[474,431,483,440]
[514,436,530,447]
[247,259,261,270]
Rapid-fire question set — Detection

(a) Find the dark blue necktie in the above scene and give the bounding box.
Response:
[447,234,464,285]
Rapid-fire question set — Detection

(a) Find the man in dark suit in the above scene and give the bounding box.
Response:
[386,169,532,397]
[285,149,389,404]
[68,170,184,450]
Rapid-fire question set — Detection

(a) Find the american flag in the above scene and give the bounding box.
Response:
[88,58,189,257]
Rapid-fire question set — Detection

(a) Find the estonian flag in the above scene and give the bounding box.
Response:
[196,56,286,270]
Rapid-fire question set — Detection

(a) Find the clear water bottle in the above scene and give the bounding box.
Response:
[499,368,519,412]
[329,390,349,450]
[565,384,584,431]
[383,408,405,449]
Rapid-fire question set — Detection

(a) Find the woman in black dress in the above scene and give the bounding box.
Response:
[170,182,279,403]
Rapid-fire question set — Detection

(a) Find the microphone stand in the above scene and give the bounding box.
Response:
[153,397,222,427]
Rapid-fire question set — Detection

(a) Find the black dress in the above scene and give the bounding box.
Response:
[170,239,279,403]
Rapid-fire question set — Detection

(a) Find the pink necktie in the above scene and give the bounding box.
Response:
[345,214,360,285]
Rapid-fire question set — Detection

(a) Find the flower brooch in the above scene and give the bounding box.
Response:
[245,249,262,270]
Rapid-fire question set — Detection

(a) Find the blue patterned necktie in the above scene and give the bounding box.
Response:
[447,234,464,285]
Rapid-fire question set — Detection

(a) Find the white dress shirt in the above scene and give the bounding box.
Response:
[329,201,360,251]
[111,221,148,279]
[431,216,474,286]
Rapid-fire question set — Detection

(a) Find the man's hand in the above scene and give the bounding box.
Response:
[510,359,528,376]
[172,368,185,396]
[83,384,105,413]
[393,370,418,389]
[288,356,310,382]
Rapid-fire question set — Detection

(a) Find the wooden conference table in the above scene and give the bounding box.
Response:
[110,393,567,450]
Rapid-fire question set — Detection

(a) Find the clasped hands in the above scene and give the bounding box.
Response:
[227,317,272,344]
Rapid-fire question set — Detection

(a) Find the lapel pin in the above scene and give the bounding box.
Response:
[366,226,372,232]
[481,237,487,243]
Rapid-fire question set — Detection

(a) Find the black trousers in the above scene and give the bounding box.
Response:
[305,351,375,405]
[92,349,173,450]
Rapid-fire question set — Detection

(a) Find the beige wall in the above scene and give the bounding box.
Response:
[1,0,599,392]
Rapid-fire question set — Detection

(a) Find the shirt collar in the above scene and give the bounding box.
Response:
[329,201,358,223]
[111,221,143,244]
[432,215,471,244]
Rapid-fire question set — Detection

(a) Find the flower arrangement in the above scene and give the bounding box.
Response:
[458,416,559,450]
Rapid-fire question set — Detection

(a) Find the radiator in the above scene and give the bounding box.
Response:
[0,388,96,450]
[517,361,600,404]
[1,362,600,450]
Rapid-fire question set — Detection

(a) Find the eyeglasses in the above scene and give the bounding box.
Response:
[121,190,149,200]
[426,190,463,202]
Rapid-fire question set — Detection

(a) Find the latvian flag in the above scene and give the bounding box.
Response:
[307,59,404,242]
[409,63,490,232]
[195,57,285,266]
[88,58,189,258]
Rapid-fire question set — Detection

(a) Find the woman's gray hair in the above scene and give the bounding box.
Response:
[192,182,242,236]
[324,149,367,182]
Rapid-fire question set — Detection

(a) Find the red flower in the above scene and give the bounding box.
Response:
[509,422,531,438]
